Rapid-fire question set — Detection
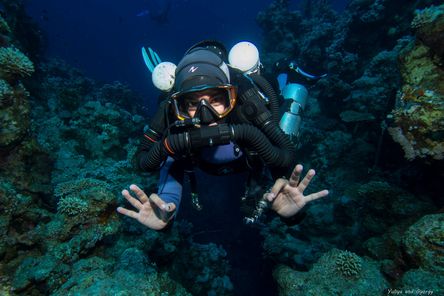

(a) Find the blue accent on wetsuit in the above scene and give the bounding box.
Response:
[157,142,244,210]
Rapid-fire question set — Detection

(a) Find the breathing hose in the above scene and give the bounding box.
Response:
[138,123,296,171]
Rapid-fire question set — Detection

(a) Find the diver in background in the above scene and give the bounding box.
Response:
[274,57,327,141]
[117,41,329,232]
[274,57,327,90]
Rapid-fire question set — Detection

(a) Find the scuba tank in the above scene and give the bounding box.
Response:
[276,59,327,141]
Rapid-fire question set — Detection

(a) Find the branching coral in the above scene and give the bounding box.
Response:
[0,46,35,81]
[54,178,115,223]
[57,196,89,216]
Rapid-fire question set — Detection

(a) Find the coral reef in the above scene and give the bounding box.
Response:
[273,249,389,296]
[0,82,30,148]
[0,138,52,193]
[388,40,444,160]
[412,4,444,57]
[401,213,444,274]
[344,180,435,236]
[398,268,444,293]
[0,178,52,261]
[0,79,13,107]
[1,0,444,295]
[385,4,444,161]
[0,15,48,198]
[172,242,233,295]
[51,255,191,295]
[261,217,335,268]
[0,44,34,150]
[0,46,34,81]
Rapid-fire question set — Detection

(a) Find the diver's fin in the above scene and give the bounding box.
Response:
[149,47,162,65]
[295,66,327,81]
[141,46,162,73]
[142,47,154,72]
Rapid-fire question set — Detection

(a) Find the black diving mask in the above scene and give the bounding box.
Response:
[171,85,237,124]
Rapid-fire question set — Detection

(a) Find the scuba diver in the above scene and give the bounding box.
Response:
[117,41,329,231]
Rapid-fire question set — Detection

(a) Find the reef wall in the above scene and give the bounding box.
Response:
[257,1,443,295]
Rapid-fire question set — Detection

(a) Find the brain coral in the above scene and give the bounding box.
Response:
[335,250,363,277]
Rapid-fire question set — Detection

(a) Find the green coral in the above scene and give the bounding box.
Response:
[0,46,35,80]
[335,250,362,278]
[57,196,89,216]
[54,178,115,222]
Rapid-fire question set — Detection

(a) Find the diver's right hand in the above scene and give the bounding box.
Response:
[117,184,176,230]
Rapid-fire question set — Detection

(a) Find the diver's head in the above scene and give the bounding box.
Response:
[171,47,237,124]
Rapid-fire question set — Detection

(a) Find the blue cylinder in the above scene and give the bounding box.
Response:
[279,83,308,138]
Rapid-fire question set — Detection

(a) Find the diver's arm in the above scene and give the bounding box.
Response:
[136,100,169,171]
[265,164,329,218]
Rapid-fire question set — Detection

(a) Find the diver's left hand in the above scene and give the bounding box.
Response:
[265,164,329,218]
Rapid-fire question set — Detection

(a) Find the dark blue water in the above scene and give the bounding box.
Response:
[25,0,347,114]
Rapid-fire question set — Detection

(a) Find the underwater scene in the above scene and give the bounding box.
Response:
[0,0,443,295]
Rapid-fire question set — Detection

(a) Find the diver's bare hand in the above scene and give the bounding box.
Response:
[265,164,328,218]
[117,184,176,230]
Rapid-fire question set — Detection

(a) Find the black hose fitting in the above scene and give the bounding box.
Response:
[189,124,231,148]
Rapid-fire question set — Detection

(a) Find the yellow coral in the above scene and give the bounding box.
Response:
[0,47,35,81]
[390,34,444,161]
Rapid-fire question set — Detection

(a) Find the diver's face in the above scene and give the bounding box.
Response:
[185,89,228,118]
